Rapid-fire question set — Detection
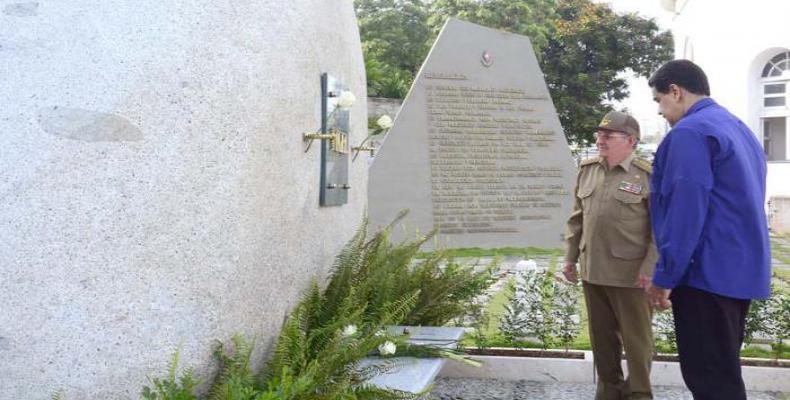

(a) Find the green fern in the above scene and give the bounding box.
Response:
[140,212,488,399]
[141,347,199,400]
[207,336,257,400]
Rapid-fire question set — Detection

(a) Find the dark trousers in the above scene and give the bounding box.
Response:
[670,286,751,400]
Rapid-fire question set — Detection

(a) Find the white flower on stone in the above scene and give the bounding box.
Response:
[378,341,397,356]
[374,329,386,337]
[570,315,581,325]
[336,91,356,109]
[376,115,394,129]
[342,324,357,337]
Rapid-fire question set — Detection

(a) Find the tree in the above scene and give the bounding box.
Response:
[359,0,674,145]
[356,0,433,98]
[426,0,555,52]
[540,0,673,144]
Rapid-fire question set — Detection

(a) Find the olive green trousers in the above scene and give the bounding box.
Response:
[583,282,654,400]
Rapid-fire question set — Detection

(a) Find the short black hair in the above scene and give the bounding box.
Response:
[648,59,711,96]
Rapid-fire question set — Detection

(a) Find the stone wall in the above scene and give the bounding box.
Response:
[770,196,790,234]
[368,97,403,121]
[0,1,367,398]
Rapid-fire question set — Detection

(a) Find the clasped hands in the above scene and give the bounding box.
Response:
[638,274,672,310]
[562,261,672,310]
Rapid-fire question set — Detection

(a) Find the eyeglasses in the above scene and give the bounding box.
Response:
[594,131,630,141]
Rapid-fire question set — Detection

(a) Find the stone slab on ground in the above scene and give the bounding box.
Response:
[426,378,789,400]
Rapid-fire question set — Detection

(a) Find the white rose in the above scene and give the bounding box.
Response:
[342,324,357,337]
[378,341,397,356]
[570,315,581,324]
[376,115,394,129]
[336,91,356,109]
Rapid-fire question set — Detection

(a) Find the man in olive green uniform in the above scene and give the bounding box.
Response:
[564,111,658,400]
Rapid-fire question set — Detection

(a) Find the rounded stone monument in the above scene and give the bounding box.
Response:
[0,1,367,397]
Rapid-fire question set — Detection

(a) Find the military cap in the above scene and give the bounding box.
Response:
[598,111,641,140]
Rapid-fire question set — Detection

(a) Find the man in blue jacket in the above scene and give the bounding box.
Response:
[646,60,771,400]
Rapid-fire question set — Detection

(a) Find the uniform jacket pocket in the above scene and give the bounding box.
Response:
[611,245,646,260]
[578,185,595,214]
[613,190,647,219]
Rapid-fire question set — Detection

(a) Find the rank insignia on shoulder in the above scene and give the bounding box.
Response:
[618,181,643,195]
[632,158,652,173]
[580,157,600,167]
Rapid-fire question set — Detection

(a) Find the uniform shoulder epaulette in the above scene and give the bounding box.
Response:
[632,157,653,173]
[579,157,600,167]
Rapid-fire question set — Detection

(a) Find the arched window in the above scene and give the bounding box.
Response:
[762,51,790,78]
[760,51,790,161]
[761,52,790,108]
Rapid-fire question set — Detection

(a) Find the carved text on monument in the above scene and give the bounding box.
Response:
[425,80,570,235]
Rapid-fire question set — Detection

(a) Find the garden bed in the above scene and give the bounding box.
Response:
[653,353,790,368]
[462,347,790,368]
[465,347,585,359]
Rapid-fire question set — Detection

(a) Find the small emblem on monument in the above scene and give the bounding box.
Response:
[481,50,493,67]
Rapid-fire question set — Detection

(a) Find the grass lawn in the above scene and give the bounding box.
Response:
[771,239,790,265]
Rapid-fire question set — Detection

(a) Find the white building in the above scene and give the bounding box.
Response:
[658,0,790,231]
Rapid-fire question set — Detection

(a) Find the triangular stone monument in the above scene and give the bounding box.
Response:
[369,18,576,249]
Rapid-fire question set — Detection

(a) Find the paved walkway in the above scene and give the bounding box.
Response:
[772,235,790,268]
[427,378,789,399]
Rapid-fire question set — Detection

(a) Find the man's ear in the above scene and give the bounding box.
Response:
[669,84,683,100]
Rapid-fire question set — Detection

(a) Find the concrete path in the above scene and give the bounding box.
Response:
[427,377,789,399]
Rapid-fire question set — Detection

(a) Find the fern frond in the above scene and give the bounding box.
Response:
[141,346,199,400]
[208,335,257,400]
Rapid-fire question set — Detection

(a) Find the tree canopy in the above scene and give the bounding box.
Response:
[356,0,674,144]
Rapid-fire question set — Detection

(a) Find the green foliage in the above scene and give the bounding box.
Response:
[207,336,257,400]
[541,0,673,144]
[652,309,677,353]
[551,280,581,351]
[357,0,432,98]
[745,296,771,346]
[320,213,496,327]
[466,301,492,350]
[255,214,487,398]
[499,269,558,349]
[141,348,199,400]
[365,54,412,99]
[740,343,790,360]
[427,0,555,52]
[499,278,527,346]
[358,0,674,144]
[763,289,790,360]
[260,280,418,399]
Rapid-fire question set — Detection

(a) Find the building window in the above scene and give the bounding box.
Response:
[760,51,790,161]
[762,55,790,109]
[762,52,790,78]
[763,117,787,161]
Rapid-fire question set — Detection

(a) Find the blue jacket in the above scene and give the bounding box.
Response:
[650,98,771,299]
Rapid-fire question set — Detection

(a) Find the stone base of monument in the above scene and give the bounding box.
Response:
[438,352,790,392]
[362,326,466,393]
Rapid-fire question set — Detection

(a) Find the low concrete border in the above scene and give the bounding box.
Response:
[438,354,790,392]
